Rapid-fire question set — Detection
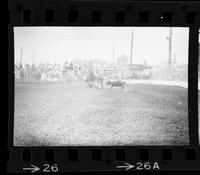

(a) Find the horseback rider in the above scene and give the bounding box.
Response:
[86,66,104,89]
[86,66,95,88]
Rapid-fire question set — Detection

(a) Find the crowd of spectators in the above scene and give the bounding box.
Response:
[14,60,105,82]
[15,59,186,82]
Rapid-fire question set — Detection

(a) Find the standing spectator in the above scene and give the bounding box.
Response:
[30,63,36,81]
[14,64,20,81]
[19,63,24,81]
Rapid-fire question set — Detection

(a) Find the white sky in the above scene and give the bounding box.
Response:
[14,27,189,66]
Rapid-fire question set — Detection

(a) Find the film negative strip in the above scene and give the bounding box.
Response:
[7,0,200,173]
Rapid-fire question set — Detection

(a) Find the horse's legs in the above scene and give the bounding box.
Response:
[101,80,104,88]
[92,80,94,88]
[86,79,89,88]
[89,81,92,88]
[122,83,125,90]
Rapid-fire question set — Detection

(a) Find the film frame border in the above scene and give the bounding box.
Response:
[7,0,200,172]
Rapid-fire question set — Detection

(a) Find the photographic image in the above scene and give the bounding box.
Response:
[14,27,189,146]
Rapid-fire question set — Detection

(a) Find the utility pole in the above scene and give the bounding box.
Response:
[113,43,115,66]
[20,47,23,64]
[168,28,172,69]
[113,42,117,77]
[16,57,18,66]
[174,53,176,63]
[130,30,134,65]
[20,47,26,65]
[32,49,35,65]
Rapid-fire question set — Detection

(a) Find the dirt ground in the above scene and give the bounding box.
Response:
[14,80,189,146]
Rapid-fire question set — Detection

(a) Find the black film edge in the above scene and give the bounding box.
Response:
[7,0,200,173]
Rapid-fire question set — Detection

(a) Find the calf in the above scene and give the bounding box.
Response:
[106,80,126,90]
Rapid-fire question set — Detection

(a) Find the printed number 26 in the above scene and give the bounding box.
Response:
[43,164,58,172]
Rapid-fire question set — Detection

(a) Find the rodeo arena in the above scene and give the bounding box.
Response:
[14,28,189,146]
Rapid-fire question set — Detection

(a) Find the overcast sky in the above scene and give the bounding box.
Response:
[14,27,189,66]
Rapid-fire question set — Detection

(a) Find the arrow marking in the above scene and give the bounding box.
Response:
[23,164,40,173]
[116,162,135,170]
